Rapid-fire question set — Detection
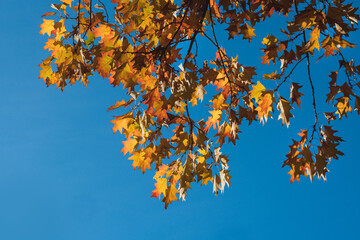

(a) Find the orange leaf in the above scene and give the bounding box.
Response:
[256,93,273,124]
[110,114,133,134]
[39,19,54,36]
[121,138,137,155]
[204,110,222,132]
[60,0,73,6]
[154,165,169,179]
[210,0,221,19]
[41,12,56,17]
[107,100,126,111]
[97,54,113,78]
[129,151,151,173]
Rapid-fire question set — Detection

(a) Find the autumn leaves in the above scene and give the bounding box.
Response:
[39,0,360,208]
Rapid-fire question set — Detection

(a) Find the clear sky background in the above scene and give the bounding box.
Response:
[1,1,360,240]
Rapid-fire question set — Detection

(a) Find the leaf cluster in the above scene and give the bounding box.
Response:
[40,0,360,208]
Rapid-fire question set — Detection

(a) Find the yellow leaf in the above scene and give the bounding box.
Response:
[60,0,73,6]
[39,61,53,80]
[153,165,169,179]
[97,54,114,78]
[151,178,167,199]
[129,151,151,173]
[162,184,179,209]
[335,97,352,119]
[249,81,266,102]
[200,171,213,185]
[263,71,280,80]
[39,19,54,36]
[262,35,278,46]
[110,113,134,134]
[309,27,320,51]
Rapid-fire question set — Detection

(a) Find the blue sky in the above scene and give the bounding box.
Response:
[1,1,360,240]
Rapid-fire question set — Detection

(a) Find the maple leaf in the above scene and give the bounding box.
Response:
[320,140,344,161]
[210,93,227,110]
[93,25,113,41]
[200,170,213,185]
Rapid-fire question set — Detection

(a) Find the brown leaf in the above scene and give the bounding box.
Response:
[290,82,304,108]
[277,97,293,128]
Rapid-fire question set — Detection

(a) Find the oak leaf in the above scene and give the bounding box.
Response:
[121,138,137,156]
[290,83,304,108]
[151,178,167,199]
[39,0,360,209]
[110,113,134,134]
[256,93,274,124]
[249,81,266,102]
[162,184,179,209]
[204,110,222,132]
[277,97,293,127]
[240,23,256,42]
[39,19,55,36]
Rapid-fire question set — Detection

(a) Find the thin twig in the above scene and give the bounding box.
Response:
[274,57,306,91]
[294,0,318,143]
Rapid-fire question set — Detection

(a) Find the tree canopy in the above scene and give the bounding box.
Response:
[39,0,360,208]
